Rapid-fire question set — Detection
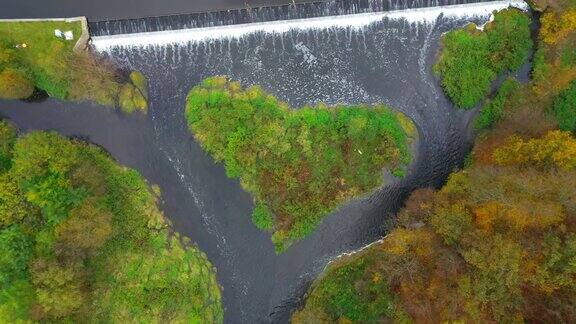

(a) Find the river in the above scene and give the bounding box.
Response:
[0,1,527,322]
[1,0,311,20]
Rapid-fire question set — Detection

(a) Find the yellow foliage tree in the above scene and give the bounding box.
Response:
[493,130,576,170]
[540,10,576,45]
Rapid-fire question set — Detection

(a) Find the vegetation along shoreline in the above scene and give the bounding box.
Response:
[0,18,148,113]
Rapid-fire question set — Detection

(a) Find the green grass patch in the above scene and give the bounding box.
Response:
[434,9,532,109]
[0,121,222,322]
[0,20,147,113]
[186,76,413,252]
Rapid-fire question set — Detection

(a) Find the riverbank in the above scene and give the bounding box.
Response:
[0,17,89,52]
[0,19,147,113]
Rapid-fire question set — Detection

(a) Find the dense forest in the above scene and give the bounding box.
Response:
[294,4,576,323]
[0,21,147,113]
[0,121,223,322]
[186,77,415,252]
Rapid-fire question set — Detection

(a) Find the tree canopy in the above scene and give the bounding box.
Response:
[0,120,223,323]
[434,9,532,109]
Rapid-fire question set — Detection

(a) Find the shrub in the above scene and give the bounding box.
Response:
[67,52,121,107]
[130,70,148,99]
[0,67,34,99]
[119,83,147,114]
[251,203,274,230]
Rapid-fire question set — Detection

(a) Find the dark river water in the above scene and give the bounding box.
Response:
[1,0,311,20]
[0,1,527,323]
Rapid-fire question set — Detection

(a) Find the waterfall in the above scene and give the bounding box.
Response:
[91,0,527,51]
[88,0,501,36]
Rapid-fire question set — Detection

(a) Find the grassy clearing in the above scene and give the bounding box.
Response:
[0,20,147,113]
[186,77,414,252]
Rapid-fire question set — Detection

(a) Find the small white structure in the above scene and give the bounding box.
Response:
[54,29,74,40]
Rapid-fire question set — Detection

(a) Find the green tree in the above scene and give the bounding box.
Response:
[474,79,521,129]
[252,203,274,230]
[0,226,32,287]
[553,80,576,132]
[0,173,28,227]
[30,258,85,318]
[435,9,532,109]
[0,120,16,172]
[54,199,113,259]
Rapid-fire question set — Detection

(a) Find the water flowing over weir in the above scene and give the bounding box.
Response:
[85,1,525,322]
[89,0,499,36]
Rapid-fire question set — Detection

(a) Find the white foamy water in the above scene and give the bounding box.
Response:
[92,0,528,50]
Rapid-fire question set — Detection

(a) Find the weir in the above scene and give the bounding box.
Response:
[89,0,510,37]
[90,0,527,50]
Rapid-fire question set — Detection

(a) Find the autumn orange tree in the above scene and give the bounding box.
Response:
[296,136,576,323]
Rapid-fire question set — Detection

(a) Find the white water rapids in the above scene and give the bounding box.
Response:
[91,0,528,50]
